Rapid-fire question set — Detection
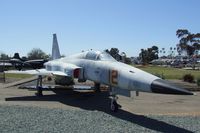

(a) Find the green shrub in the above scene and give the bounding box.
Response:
[197,78,200,86]
[183,74,194,83]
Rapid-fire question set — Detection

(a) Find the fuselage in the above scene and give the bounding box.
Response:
[44,50,193,95]
[45,50,159,93]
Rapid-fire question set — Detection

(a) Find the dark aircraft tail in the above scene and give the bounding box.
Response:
[13,53,21,60]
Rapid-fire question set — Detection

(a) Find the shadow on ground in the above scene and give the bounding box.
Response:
[5,88,193,133]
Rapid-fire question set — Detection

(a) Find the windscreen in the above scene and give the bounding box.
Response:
[98,52,116,61]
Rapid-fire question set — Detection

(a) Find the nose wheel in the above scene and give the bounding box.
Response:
[110,86,119,112]
[110,97,119,112]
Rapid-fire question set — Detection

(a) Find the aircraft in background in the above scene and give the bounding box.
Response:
[0,53,48,70]
[6,34,194,112]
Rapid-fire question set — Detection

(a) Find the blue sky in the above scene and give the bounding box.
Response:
[0,0,200,57]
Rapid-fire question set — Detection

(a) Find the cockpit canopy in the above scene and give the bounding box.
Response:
[67,50,116,61]
[96,51,116,61]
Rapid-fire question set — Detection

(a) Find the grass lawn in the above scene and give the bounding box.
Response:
[4,73,33,79]
[135,65,200,80]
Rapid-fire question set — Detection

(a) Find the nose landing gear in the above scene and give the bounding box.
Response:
[110,87,119,112]
[110,96,119,112]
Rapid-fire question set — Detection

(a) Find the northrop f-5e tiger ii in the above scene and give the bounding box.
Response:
[6,34,194,112]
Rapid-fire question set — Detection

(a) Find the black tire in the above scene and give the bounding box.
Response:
[94,83,101,92]
[35,87,43,97]
[35,92,43,97]
[110,100,119,112]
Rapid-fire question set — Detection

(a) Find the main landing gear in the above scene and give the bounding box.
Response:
[110,87,119,112]
[35,75,43,97]
[94,82,101,92]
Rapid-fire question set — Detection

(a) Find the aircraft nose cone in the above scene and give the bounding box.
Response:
[151,79,194,95]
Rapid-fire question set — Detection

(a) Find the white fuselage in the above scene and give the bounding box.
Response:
[49,56,159,93]
[44,50,193,96]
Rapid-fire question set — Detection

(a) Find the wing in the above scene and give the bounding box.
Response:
[0,62,12,67]
[5,60,83,79]
[5,69,68,76]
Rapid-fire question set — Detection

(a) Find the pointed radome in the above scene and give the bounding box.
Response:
[151,79,194,95]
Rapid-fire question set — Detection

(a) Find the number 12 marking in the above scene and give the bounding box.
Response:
[110,70,118,85]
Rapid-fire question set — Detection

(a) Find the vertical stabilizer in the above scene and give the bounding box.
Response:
[13,53,21,60]
[52,34,61,60]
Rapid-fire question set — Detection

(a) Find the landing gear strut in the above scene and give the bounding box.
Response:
[35,75,43,96]
[110,87,119,112]
[94,82,101,92]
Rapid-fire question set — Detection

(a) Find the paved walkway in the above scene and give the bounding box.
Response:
[0,76,38,89]
[0,82,199,116]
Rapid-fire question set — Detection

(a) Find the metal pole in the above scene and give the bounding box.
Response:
[2,60,6,83]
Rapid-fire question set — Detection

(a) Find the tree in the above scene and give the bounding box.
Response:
[176,29,190,38]
[139,49,148,65]
[105,48,121,61]
[176,29,200,56]
[124,57,132,64]
[0,53,10,60]
[27,48,49,60]
[150,46,159,60]
[110,48,120,60]
[139,46,159,65]
[105,48,132,64]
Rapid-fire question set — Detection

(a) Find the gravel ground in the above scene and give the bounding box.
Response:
[0,105,199,133]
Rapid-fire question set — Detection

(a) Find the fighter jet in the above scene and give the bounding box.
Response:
[6,34,194,112]
[0,52,48,71]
